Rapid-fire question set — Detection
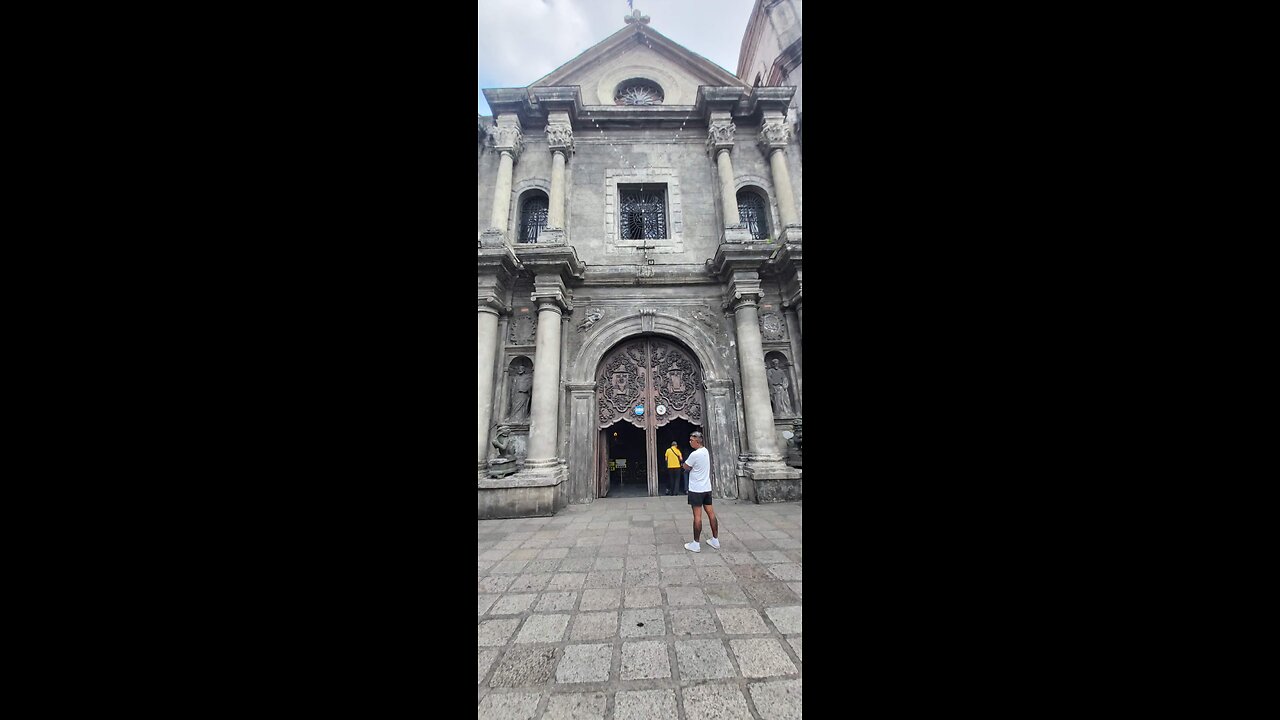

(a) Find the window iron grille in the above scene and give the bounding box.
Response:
[520,195,548,243]
[619,187,667,240]
[737,191,769,240]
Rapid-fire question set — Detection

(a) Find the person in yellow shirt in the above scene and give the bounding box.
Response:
[663,441,684,496]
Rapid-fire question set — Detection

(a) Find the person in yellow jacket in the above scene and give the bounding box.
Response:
[663,441,684,496]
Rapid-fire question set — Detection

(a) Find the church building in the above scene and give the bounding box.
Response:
[478,5,803,519]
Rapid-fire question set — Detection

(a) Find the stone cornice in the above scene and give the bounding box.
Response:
[478,243,522,280]
[744,87,795,119]
[709,241,775,281]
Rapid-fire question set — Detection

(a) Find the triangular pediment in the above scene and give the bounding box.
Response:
[530,25,745,106]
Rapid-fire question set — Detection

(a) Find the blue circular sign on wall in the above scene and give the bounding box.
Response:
[634,405,645,416]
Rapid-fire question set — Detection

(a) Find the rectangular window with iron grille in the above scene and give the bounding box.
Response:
[618,184,668,240]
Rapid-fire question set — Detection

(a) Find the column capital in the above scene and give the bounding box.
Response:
[724,273,763,312]
[707,119,736,155]
[478,293,510,316]
[532,274,572,314]
[758,120,791,153]
[546,123,575,154]
[487,120,524,162]
[566,381,597,395]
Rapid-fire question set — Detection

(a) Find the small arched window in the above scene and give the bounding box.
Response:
[737,189,770,240]
[519,191,549,243]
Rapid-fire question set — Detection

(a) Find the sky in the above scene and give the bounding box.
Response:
[478,0,758,116]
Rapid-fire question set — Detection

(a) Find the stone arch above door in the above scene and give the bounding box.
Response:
[567,311,728,386]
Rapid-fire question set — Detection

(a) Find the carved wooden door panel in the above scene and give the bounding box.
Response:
[597,338,705,496]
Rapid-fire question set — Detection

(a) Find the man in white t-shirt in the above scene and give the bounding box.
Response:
[681,431,720,552]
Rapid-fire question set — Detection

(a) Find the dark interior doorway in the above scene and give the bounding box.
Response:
[604,421,648,498]
[657,417,699,495]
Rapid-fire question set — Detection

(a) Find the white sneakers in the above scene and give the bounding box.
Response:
[684,541,700,553]
[707,537,721,549]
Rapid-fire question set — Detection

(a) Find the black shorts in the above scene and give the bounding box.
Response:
[688,491,713,507]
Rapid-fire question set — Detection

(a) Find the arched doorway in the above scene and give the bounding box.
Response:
[594,335,705,497]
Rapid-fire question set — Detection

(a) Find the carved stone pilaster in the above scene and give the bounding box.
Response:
[707,119,736,155]
[546,123,575,154]
[758,120,791,153]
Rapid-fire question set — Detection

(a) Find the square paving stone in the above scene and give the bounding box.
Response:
[664,586,707,606]
[767,563,803,581]
[773,538,802,549]
[489,646,558,687]
[515,613,569,643]
[556,643,613,683]
[521,538,551,549]
[720,551,758,565]
[670,607,718,635]
[543,691,608,720]
[741,538,777,551]
[764,605,802,634]
[478,618,522,646]
[493,540,522,550]
[614,689,678,720]
[627,543,657,556]
[659,553,691,567]
[524,559,562,573]
[787,637,802,662]
[689,553,727,567]
[547,572,587,590]
[703,583,751,605]
[620,640,671,680]
[506,548,540,560]
[696,566,739,584]
[787,581,802,597]
[481,549,510,562]
[597,545,627,558]
[490,593,538,616]
[660,568,699,586]
[624,586,663,608]
[716,607,770,635]
[748,679,802,720]
[729,638,799,678]
[619,607,666,637]
[673,639,736,680]
[742,581,801,605]
[480,576,515,593]
[579,588,621,611]
[478,648,501,684]
[537,547,570,559]
[592,556,624,570]
[536,591,578,612]
[624,568,660,586]
[683,682,754,720]
[479,594,499,616]
[558,557,595,572]
[729,564,775,581]
[476,691,541,720]
[584,570,623,588]
[569,611,618,640]
[510,574,553,592]
[491,559,531,574]
[626,555,658,569]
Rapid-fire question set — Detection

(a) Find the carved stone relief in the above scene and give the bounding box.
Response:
[759,121,791,148]
[546,123,575,152]
[691,307,719,330]
[576,306,603,332]
[487,125,524,158]
[707,120,736,151]
[759,312,788,341]
[509,312,537,345]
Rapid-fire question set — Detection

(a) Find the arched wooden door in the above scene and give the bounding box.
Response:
[597,336,705,496]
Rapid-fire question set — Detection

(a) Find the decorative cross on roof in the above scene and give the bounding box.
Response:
[624,8,650,26]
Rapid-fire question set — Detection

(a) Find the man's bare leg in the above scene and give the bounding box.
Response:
[704,505,719,540]
[691,505,703,542]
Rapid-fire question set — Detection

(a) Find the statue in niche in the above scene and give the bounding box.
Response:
[507,364,533,423]
[767,357,794,417]
[491,425,514,459]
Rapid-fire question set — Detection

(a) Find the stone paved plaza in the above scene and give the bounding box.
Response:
[479,497,802,719]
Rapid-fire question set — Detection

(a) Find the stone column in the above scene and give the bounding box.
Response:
[486,116,523,234]
[760,119,799,229]
[546,117,574,232]
[524,277,571,470]
[708,119,739,228]
[727,276,783,461]
[477,295,508,467]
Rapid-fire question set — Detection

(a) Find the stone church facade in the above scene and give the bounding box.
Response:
[478,9,803,519]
